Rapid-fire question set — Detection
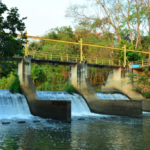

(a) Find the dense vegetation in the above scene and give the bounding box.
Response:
[0,1,27,78]
[127,68,150,98]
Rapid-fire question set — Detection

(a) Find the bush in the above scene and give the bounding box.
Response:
[65,85,76,94]
[127,68,150,98]
[9,75,22,94]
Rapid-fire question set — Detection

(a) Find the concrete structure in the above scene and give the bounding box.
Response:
[101,66,144,100]
[13,57,121,68]
[70,61,142,118]
[18,55,71,122]
[17,56,143,118]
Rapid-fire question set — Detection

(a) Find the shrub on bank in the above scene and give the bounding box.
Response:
[65,85,76,94]
[9,75,22,94]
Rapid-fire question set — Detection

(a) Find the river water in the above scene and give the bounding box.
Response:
[0,90,150,150]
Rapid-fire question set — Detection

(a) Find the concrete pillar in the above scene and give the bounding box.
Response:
[70,61,99,104]
[18,55,38,101]
[70,62,142,118]
[101,66,144,100]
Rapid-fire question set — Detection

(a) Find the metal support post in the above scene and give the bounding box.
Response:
[80,38,83,62]
[25,30,28,56]
[123,45,126,67]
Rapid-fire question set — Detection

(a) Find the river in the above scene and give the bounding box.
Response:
[0,90,149,150]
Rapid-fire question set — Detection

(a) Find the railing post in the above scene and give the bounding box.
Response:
[102,60,103,65]
[109,59,110,65]
[96,57,97,64]
[33,51,34,58]
[142,60,143,66]
[79,38,83,62]
[67,54,68,61]
[50,53,52,60]
[123,45,126,67]
[25,30,28,56]
[119,60,120,66]
[45,54,47,60]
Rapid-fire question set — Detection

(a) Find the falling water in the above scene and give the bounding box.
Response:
[97,93,129,100]
[0,90,129,119]
[36,91,95,117]
[0,91,32,119]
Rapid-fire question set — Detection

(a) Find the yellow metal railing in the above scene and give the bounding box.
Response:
[27,51,122,66]
[17,30,150,67]
[129,59,150,67]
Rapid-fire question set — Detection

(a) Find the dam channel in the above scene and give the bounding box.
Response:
[0,90,150,149]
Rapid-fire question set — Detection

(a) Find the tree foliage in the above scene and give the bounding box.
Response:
[65,0,150,49]
[0,0,27,78]
[127,68,150,98]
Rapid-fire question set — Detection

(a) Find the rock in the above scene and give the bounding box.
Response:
[121,116,126,118]
[47,120,52,123]
[33,120,40,123]
[78,118,85,120]
[110,117,117,119]
[100,117,107,119]
[2,122,10,124]
[89,118,96,120]
[18,121,26,124]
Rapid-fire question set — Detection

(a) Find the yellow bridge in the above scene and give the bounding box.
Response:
[18,31,150,68]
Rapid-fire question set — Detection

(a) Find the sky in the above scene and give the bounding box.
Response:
[3,0,85,37]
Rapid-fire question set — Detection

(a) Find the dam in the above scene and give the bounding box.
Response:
[0,90,129,119]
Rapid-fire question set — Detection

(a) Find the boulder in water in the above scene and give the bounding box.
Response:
[78,118,85,120]
[18,121,26,124]
[33,120,40,123]
[2,122,10,124]
[110,116,117,119]
[89,118,96,120]
[100,117,107,119]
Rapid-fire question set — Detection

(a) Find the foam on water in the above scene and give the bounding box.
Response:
[97,92,129,100]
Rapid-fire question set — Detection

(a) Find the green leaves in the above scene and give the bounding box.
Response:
[0,1,27,78]
[9,75,22,94]
[118,40,143,61]
[65,85,76,94]
[127,68,150,98]
[31,64,46,86]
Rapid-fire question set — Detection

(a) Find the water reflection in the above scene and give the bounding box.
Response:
[1,116,150,150]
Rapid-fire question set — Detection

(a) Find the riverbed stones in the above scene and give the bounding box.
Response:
[2,122,10,124]
[47,120,52,123]
[121,116,126,118]
[33,120,40,123]
[18,121,26,124]
[110,117,117,119]
[89,118,96,120]
[78,118,85,120]
[100,117,107,119]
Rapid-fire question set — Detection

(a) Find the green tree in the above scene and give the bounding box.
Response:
[0,0,27,78]
[127,68,150,98]
[117,39,143,62]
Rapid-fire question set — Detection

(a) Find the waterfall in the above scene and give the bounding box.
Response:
[97,93,129,100]
[0,90,129,119]
[0,91,32,119]
[37,91,96,117]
